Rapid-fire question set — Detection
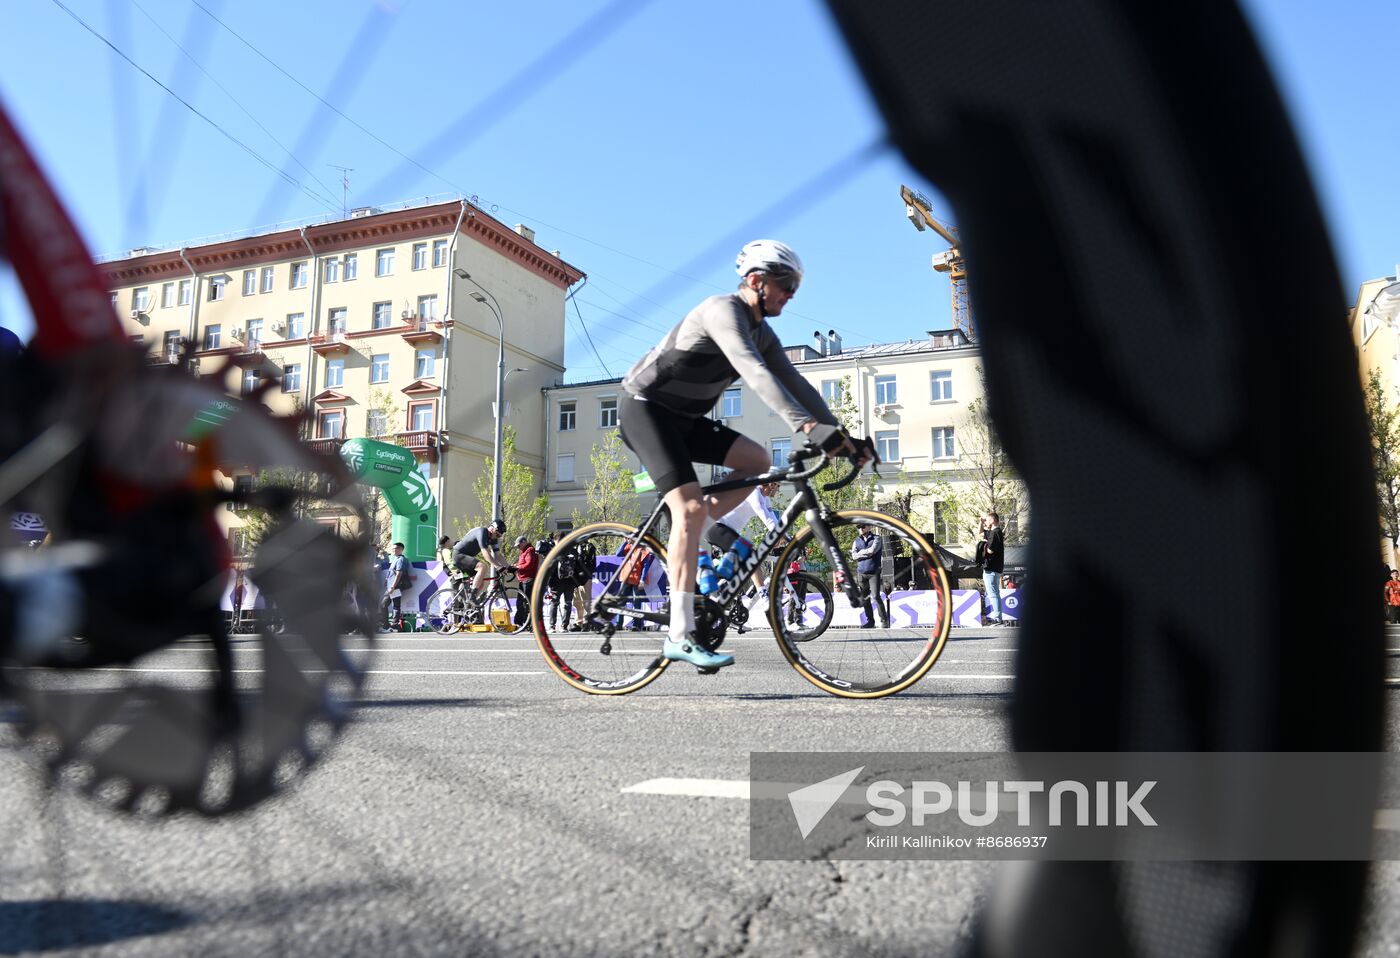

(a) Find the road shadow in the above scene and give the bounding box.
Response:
[0,900,192,953]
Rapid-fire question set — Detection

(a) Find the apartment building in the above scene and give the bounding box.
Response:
[542,328,1017,548]
[102,198,584,555]
[1352,270,1400,397]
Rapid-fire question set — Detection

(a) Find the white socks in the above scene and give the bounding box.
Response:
[669,590,696,641]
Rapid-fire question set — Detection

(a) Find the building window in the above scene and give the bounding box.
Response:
[328,308,347,336]
[720,387,742,419]
[821,379,843,404]
[290,261,308,289]
[599,397,618,428]
[556,519,574,535]
[178,279,192,305]
[372,302,393,329]
[246,319,263,347]
[370,353,390,384]
[375,248,394,277]
[132,287,150,312]
[317,409,343,439]
[874,375,897,405]
[770,436,792,468]
[242,270,257,296]
[558,400,576,431]
[261,266,275,293]
[110,292,118,311]
[208,277,226,301]
[323,258,340,283]
[367,409,388,437]
[930,370,953,402]
[162,330,181,360]
[343,253,357,281]
[875,430,900,462]
[412,242,428,271]
[326,358,344,388]
[161,282,175,308]
[432,239,448,268]
[204,324,221,349]
[556,453,575,483]
[241,367,260,396]
[417,295,437,321]
[282,363,301,392]
[285,312,305,339]
[409,402,435,431]
[415,349,435,378]
[932,426,956,460]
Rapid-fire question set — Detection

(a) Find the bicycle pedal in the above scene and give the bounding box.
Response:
[696,666,721,676]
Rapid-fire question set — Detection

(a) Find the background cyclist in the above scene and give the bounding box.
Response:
[618,239,865,670]
[452,519,511,602]
[712,481,784,631]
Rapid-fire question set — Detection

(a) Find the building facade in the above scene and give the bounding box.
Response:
[542,328,1025,550]
[102,198,584,556]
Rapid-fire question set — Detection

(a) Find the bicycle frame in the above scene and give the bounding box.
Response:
[585,453,867,633]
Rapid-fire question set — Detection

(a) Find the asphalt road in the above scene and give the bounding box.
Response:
[2,626,1397,957]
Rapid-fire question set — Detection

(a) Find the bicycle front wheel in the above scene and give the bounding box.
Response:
[531,522,670,694]
[771,510,951,698]
[425,587,462,635]
[485,586,530,635]
[774,571,834,643]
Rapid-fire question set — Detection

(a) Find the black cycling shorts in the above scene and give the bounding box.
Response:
[618,394,741,497]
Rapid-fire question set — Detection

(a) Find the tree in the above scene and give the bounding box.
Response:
[458,425,552,547]
[800,375,876,572]
[1363,368,1400,557]
[572,428,643,527]
[950,396,1030,545]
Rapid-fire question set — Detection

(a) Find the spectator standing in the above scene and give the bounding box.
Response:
[513,536,540,627]
[383,542,408,630]
[1385,570,1400,625]
[853,522,889,629]
[979,512,1005,625]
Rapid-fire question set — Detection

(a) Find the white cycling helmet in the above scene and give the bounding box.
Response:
[735,240,804,282]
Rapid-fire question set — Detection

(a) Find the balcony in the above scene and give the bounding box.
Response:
[230,339,267,366]
[400,316,443,346]
[309,331,351,357]
[306,437,345,457]
[393,430,439,463]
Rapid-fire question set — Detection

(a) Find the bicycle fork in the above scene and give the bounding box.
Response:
[806,509,863,608]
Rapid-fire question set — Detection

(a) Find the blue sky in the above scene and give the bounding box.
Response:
[1,0,1395,380]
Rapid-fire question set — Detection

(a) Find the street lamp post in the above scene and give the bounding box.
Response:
[454,268,507,521]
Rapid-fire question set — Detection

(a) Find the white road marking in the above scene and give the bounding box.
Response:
[77,667,545,676]
[622,778,751,799]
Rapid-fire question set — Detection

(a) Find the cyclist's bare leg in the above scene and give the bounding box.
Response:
[702,436,770,517]
[471,562,489,595]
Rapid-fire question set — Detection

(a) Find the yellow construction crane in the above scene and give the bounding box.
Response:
[901,185,973,340]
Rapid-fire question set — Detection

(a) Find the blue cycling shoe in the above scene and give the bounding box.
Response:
[662,634,735,670]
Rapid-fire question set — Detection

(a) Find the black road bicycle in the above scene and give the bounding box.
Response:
[530,445,952,698]
[725,568,834,642]
[424,570,529,635]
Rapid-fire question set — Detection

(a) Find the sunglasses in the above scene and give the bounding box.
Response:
[766,272,800,294]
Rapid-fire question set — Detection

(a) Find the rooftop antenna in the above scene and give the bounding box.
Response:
[328,166,354,217]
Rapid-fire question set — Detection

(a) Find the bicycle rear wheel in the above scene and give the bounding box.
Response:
[773,571,834,643]
[771,510,951,698]
[485,586,530,635]
[425,587,462,635]
[531,522,670,694]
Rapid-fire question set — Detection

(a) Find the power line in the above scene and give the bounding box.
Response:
[186,0,457,197]
[570,295,612,379]
[128,0,340,210]
[362,0,657,202]
[46,0,337,214]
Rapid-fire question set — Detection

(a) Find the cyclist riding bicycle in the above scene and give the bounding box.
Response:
[619,239,867,669]
[452,518,510,600]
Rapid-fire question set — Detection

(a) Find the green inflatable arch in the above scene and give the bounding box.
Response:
[339,438,439,560]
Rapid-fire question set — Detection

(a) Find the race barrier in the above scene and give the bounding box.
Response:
[221,563,1023,629]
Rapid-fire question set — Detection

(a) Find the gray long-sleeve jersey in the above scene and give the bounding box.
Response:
[621,294,839,431]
